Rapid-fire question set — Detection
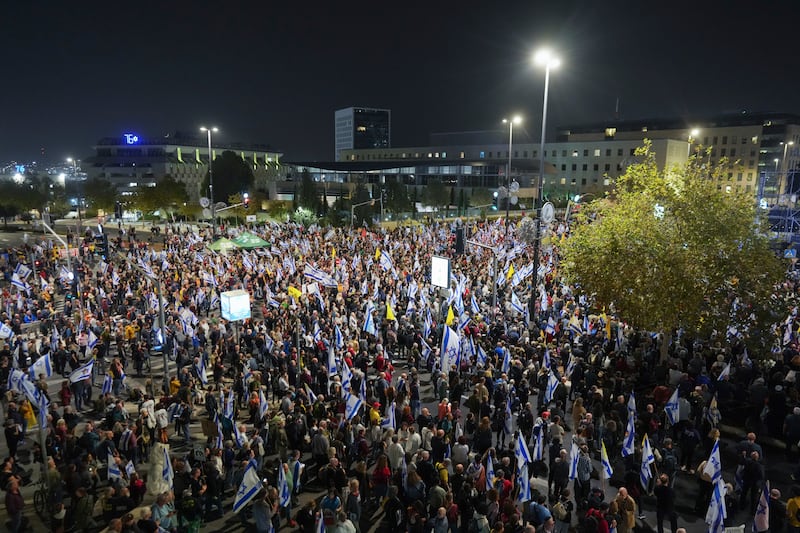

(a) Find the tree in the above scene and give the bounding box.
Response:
[561,141,783,360]
[201,150,254,205]
[83,178,118,213]
[296,170,318,211]
[351,183,374,226]
[470,188,493,208]
[134,175,189,218]
[384,178,412,216]
[425,179,448,216]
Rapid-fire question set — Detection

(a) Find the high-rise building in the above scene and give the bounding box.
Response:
[334,107,391,161]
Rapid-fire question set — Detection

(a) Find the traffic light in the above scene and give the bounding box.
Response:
[243,193,250,210]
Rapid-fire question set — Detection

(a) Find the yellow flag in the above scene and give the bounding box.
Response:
[506,262,515,280]
[287,286,302,299]
[331,247,336,260]
[560,232,566,246]
[375,248,381,261]
[446,305,455,326]
[386,302,397,322]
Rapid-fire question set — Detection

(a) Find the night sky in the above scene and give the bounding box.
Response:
[3,1,799,164]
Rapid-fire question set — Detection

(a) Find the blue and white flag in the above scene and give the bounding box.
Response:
[565,356,576,378]
[29,353,52,379]
[259,388,269,420]
[627,392,637,420]
[233,460,262,514]
[504,396,513,435]
[0,323,14,340]
[225,389,235,419]
[515,431,532,468]
[278,463,291,507]
[10,274,27,293]
[621,412,636,457]
[471,294,480,314]
[544,370,559,404]
[195,358,208,385]
[345,393,363,421]
[664,388,679,426]
[569,441,580,480]
[102,374,113,395]
[363,301,377,336]
[511,292,525,315]
[753,481,770,533]
[304,383,317,403]
[334,325,344,350]
[87,330,99,350]
[381,401,396,430]
[705,477,727,533]
[341,363,354,393]
[543,349,551,370]
[315,515,325,533]
[378,250,395,273]
[476,344,487,366]
[37,389,49,428]
[532,427,544,462]
[14,263,31,280]
[718,361,731,380]
[517,462,531,503]
[125,461,136,477]
[6,369,24,394]
[501,347,510,374]
[440,326,460,372]
[327,345,337,375]
[640,435,655,488]
[233,420,247,447]
[544,317,556,336]
[69,359,94,383]
[421,339,432,363]
[107,452,121,480]
[485,456,495,491]
[702,439,723,483]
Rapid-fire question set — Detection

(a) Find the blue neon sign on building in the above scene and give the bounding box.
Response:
[123,133,140,144]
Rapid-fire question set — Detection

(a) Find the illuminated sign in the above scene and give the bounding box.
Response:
[221,290,251,321]
[123,133,140,145]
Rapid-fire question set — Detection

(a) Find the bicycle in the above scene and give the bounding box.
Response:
[33,478,50,518]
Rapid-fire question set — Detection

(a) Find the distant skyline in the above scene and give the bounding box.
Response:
[3,1,800,164]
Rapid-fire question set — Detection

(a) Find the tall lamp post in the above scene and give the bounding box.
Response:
[66,157,82,234]
[200,126,219,229]
[532,48,560,282]
[502,116,522,233]
[781,141,795,196]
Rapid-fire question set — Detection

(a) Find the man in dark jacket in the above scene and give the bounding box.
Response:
[653,474,678,533]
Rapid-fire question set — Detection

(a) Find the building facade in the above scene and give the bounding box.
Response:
[82,132,282,200]
[334,107,391,161]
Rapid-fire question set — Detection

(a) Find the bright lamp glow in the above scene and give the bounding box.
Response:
[12,173,24,184]
[200,126,219,133]
[690,128,700,137]
[534,49,561,68]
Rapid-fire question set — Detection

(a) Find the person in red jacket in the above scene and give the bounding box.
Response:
[584,502,610,533]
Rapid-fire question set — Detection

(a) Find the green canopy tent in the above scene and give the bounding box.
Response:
[231,232,271,249]
[207,237,239,251]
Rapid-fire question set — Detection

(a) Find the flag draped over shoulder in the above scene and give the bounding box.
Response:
[233,459,263,514]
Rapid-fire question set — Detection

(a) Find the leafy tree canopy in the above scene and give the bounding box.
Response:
[83,178,118,213]
[201,150,254,205]
[561,141,783,343]
[134,175,189,216]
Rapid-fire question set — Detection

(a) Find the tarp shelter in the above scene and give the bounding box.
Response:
[231,232,270,249]
[207,237,239,251]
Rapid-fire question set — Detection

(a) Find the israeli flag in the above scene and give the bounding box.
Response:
[304,384,317,403]
[640,435,655,488]
[705,477,727,533]
[341,363,353,393]
[421,339,432,363]
[6,369,24,394]
[627,392,637,420]
[476,344,487,366]
[501,347,510,374]
[569,441,580,480]
[37,391,49,428]
[378,251,395,272]
[125,461,136,477]
[702,439,723,483]
[278,463,291,507]
[485,456,495,491]
[718,361,731,380]
[225,389,235,419]
[327,345,337,375]
[195,358,208,385]
[29,353,52,379]
[345,393,363,421]
[259,388,269,420]
[381,401,396,430]
[544,317,556,336]
[565,356,576,378]
[515,431,532,468]
[87,330,99,350]
[232,419,247,447]
[363,301,377,336]
[102,375,113,395]
[0,323,14,340]
[517,462,531,503]
[313,322,322,343]
[107,452,121,480]
[753,482,770,533]
[14,263,31,280]
[543,349,551,370]
[315,516,326,533]
[621,413,636,457]
[664,388,679,426]
[334,325,344,350]
[510,292,525,315]
[504,396,513,435]
[69,359,94,383]
[233,460,262,514]
[544,370,559,404]
[532,427,544,462]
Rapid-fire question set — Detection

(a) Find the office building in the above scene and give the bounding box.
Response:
[82,131,282,199]
[334,107,391,161]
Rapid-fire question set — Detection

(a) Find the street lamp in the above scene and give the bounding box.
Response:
[565,193,596,225]
[532,47,560,281]
[775,158,781,173]
[200,127,219,229]
[66,157,82,234]
[502,116,522,233]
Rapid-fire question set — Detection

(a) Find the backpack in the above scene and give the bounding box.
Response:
[580,514,600,533]
[469,515,490,533]
[552,500,568,522]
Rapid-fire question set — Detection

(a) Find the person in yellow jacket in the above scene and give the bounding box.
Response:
[787,485,800,532]
[169,375,181,396]
[19,398,36,436]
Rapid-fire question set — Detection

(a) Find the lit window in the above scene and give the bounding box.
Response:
[129,182,137,187]
[605,128,617,138]
[442,152,447,158]
[604,178,610,186]
[479,151,485,159]
[428,153,432,158]
[725,185,732,193]
[459,152,465,158]
[752,136,758,144]
[594,149,601,157]
[572,150,579,157]
[641,127,648,132]
[357,126,366,132]
[560,177,566,185]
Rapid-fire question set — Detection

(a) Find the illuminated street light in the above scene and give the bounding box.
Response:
[200,126,219,228]
[501,116,523,232]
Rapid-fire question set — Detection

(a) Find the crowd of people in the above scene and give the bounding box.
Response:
[0,216,798,533]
